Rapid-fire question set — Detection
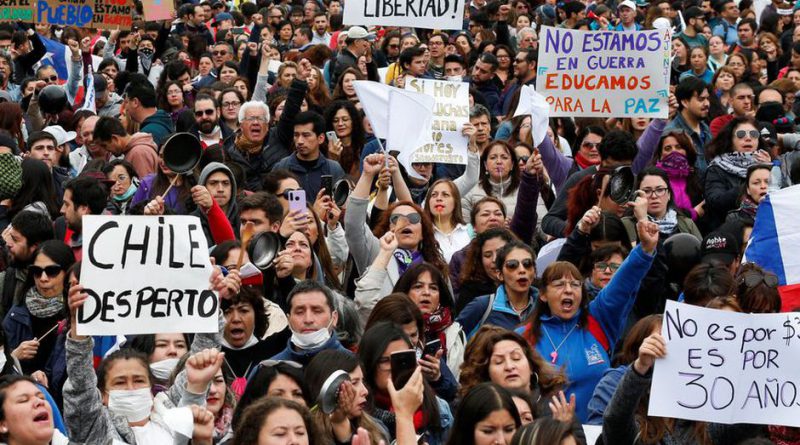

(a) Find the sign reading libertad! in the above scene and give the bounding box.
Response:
[536,26,671,118]
[78,215,218,336]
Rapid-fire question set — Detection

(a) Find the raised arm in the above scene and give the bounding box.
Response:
[453,123,481,196]
[509,155,543,244]
[631,118,666,174]
[344,154,386,275]
[537,133,573,191]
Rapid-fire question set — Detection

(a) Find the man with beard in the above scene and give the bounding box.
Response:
[193,94,232,148]
[92,116,159,178]
[677,7,708,48]
[0,211,54,317]
[58,177,108,261]
[665,76,712,169]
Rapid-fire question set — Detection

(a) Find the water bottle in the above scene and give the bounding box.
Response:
[769,159,782,193]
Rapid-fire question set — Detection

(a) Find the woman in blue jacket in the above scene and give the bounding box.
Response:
[521,215,658,423]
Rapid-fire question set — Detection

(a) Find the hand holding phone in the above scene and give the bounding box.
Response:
[390,350,417,390]
[287,190,307,214]
[423,339,441,358]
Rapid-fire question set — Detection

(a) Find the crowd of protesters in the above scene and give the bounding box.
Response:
[0,0,795,443]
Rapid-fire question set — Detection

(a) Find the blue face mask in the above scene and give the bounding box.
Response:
[114,183,137,202]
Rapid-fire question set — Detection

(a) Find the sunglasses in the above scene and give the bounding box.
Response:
[212,51,228,56]
[735,129,760,139]
[389,213,421,225]
[739,270,779,288]
[582,141,601,149]
[519,156,530,163]
[195,109,216,117]
[504,258,534,270]
[29,265,63,279]
[594,261,621,272]
[281,188,301,199]
[41,75,58,82]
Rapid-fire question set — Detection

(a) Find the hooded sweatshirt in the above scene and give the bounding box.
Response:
[124,133,159,179]
[194,162,240,244]
[140,109,175,146]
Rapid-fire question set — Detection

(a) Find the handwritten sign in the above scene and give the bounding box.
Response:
[78,215,218,336]
[650,301,800,427]
[344,0,465,30]
[0,0,34,21]
[536,26,670,117]
[141,0,173,21]
[36,0,133,29]
[404,78,469,165]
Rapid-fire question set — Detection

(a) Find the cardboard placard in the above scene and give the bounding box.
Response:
[344,0,465,30]
[35,0,133,30]
[77,215,218,336]
[0,0,35,22]
[141,0,174,22]
[404,78,469,165]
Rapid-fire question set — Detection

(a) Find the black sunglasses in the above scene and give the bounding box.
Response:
[29,265,63,279]
[195,109,216,117]
[390,213,421,225]
[504,258,534,270]
[739,270,778,288]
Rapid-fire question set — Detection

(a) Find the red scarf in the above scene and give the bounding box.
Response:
[374,391,428,430]
[575,152,599,170]
[423,306,452,357]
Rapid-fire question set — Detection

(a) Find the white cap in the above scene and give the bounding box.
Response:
[652,17,673,30]
[346,26,376,41]
[43,125,76,147]
[618,0,636,9]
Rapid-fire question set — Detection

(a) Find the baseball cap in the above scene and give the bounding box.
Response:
[213,12,233,25]
[42,125,76,147]
[346,26,376,41]
[701,231,740,265]
[93,73,108,95]
[618,0,636,9]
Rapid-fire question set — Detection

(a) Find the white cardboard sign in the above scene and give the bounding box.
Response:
[404,78,469,166]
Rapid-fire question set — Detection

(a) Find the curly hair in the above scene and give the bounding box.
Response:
[231,397,321,445]
[459,228,517,286]
[459,325,565,400]
[372,201,448,276]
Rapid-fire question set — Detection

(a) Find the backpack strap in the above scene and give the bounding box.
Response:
[468,293,497,338]
[587,315,610,353]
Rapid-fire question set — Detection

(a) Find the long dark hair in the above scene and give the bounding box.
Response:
[231,362,310,430]
[323,100,364,175]
[394,262,455,310]
[24,240,75,299]
[479,141,521,197]
[445,382,521,445]
[9,158,60,219]
[358,321,441,432]
[705,116,765,161]
[460,228,517,285]
[653,130,704,206]
[372,201,447,276]
[232,398,320,445]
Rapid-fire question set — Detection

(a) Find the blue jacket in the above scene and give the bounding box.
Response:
[530,244,654,423]
[3,304,67,403]
[273,153,346,201]
[457,285,538,340]
[270,333,348,366]
[586,365,626,425]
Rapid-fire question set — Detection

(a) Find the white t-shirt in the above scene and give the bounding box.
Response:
[132,421,173,444]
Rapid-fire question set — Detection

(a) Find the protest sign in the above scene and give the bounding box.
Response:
[536,26,671,117]
[343,0,464,30]
[649,300,800,427]
[0,0,34,22]
[141,0,174,21]
[36,0,133,30]
[78,215,218,336]
[404,78,469,165]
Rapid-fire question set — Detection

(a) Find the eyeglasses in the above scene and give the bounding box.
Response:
[738,270,779,288]
[113,174,129,183]
[504,258,534,270]
[582,141,601,149]
[642,187,669,197]
[41,75,58,82]
[594,261,621,272]
[212,50,228,56]
[390,213,422,225]
[388,44,400,49]
[29,265,63,279]
[222,101,241,108]
[549,279,582,289]
[242,115,267,123]
[735,129,760,139]
[195,109,216,117]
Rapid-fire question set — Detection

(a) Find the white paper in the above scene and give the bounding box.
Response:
[388,89,435,180]
[536,26,670,117]
[78,216,218,336]
[404,78,470,166]
[650,301,800,427]
[582,425,602,445]
[239,262,260,279]
[343,0,465,30]
[513,85,550,147]
[267,59,282,74]
[162,407,194,438]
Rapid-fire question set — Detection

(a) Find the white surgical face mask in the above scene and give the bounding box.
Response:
[149,358,180,381]
[54,29,63,39]
[290,318,333,350]
[446,75,463,82]
[108,388,153,423]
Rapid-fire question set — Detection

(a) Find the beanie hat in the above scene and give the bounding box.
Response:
[0,153,22,201]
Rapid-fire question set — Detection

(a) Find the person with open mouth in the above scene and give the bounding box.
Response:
[703,116,772,229]
[0,375,71,445]
[424,180,472,263]
[726,163,771,226]
[520,217,659,423]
